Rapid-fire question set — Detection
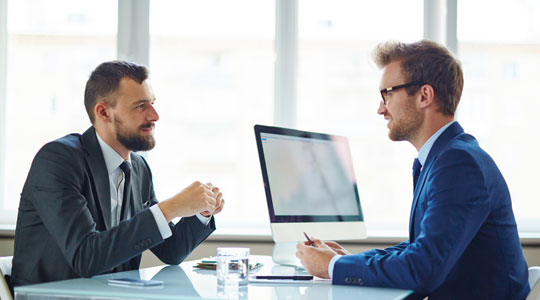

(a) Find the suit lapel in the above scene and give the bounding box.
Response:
[81,127,112,230]
[408,122,465,242]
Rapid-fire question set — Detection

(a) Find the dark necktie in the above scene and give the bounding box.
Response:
[119,161,132,220]
[412,158,422,191]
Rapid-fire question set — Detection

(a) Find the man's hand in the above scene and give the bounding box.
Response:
[296,238,339,279]
[323,240,351,255]
[201,183,225,217]
[158,181,217,222]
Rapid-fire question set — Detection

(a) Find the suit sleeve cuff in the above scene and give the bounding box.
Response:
[328,255,342,279]
[195,213,211,226]
[150,204,172,239]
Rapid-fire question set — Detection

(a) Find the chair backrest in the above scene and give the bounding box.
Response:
[0,256,13,300]
[527,266,540,300]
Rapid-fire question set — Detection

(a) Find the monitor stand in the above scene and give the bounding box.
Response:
[272,242,305,269]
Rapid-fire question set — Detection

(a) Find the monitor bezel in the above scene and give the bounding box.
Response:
[254,124,364,224]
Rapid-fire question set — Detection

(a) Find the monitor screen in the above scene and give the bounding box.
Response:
[260,132,361,218]
[255,125,365,245]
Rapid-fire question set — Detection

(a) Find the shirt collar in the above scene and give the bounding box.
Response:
[417,120,456,166]
[96,132,131,175]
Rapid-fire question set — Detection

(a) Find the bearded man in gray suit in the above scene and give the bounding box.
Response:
[11,61,224,288]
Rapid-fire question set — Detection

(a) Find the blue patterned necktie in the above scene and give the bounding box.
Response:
[412,158,422,191]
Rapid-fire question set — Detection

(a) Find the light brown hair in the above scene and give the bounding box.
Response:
[372,40,464,116]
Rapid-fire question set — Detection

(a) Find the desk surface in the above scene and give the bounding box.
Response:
[14,255,411,300]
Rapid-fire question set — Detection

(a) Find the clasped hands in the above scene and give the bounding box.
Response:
[296,237,351,279]
[159,181,225,222]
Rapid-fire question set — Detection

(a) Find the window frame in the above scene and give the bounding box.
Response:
[1,0,539,239]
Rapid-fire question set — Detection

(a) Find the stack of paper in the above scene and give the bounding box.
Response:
[193,258,263,271]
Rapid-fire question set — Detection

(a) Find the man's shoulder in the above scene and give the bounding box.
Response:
[23,133,88,192]
[448,131,492,160]
[434,131,500,176]
[55,133,84,147]
[39,133,85,156]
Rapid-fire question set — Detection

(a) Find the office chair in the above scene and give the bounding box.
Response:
[0,256,12,300]
[527,266,540,300]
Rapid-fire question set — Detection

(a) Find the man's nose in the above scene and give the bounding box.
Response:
[148,104,159,122]
[377,101,387,115]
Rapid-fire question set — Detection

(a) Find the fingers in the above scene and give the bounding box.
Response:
[324,240,339,247]
[324,241,343,250]
[312,239,323,247]
[324,241,350,255]
[213,199,224,215]
[296,243,307,258]
[296,242,314,254]
[296,243,334,279]
[311,238,330,249]
[194,182,225,216]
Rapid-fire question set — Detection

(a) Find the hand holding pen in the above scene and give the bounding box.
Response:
[303,232,352,255]
[303,232,315,247]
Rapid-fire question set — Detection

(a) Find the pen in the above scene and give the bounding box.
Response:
[255,275,313,280]
[303,232,314,247]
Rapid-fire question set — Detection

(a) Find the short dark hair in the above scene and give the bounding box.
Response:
[372,40,464,116]
[84,60,149,123]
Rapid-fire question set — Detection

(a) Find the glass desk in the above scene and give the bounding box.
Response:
[15,255,411,299]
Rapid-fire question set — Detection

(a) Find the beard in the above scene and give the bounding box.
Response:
[388,97,423,142]
[114,116,156,152]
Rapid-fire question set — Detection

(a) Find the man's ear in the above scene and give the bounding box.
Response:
[94,102,111,123]
[419,84,435,108]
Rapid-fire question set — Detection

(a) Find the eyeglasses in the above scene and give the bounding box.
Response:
[379,81,427,105]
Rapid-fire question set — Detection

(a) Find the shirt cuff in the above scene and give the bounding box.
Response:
[328,255,342,279]
[196,213,211,226]
[150,204,172,239]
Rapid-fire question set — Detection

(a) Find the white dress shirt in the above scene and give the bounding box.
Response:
[95,133,210,240]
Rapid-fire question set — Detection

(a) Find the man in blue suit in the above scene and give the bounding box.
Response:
[296,40,530,299]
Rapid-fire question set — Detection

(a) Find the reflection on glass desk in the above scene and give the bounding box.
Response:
[14,255,412,299]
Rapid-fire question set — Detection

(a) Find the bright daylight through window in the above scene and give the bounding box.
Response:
[1,0,117,221]
[1,0,540,238]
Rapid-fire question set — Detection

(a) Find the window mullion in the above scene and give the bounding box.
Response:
[274,0,298,128]
[446,0,458,55]
[423,0,446,44]
[0,0,7,213]
[117,0,150,66]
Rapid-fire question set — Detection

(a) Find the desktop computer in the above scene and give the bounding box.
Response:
[254,125,366,267]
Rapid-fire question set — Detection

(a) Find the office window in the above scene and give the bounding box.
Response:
[148,0,275,234]
[296,0,423,236]
[2,0,117,218]
[457,0,540,235]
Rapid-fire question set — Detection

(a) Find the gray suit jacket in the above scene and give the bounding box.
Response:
[11,127,215,287]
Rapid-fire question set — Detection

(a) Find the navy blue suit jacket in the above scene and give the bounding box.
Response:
[12,127,215,287]
[333,122,529,299]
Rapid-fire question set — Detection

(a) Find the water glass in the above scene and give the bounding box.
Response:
[216,247,250,286]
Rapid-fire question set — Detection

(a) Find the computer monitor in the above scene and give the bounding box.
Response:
[254,125,366,266]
